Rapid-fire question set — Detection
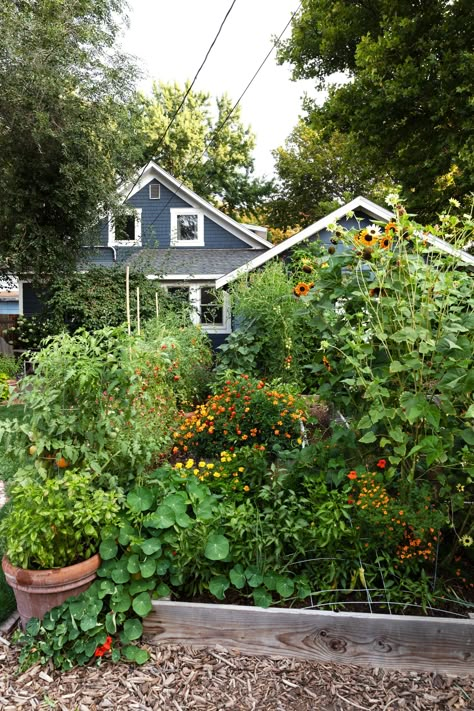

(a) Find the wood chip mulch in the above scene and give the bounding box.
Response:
[0,637,473,711]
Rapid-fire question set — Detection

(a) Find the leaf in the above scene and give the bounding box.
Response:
[155,582,171,598]
[209,575,230,600]
[25,617,40,636]
[140,558,157,578]
[145,504,175,529]
[118,524,138,546]
[80,614,98,632]
[132,592,153,617]
[204,533,230,561]
[252,587,272,608]
[140,539,162,556]
[111,589,131,613]
[229,564,246,589]
[99,538,118,561]
[358,431,376,443]
[105,611,117,634]
[127,487,154,513]
[162,493,188,515]
[461,428,474,446]
[276,577,295,598]
[123,618,143,641]
[111,560,130,584]
[122,646,149,665]
[389,360,404,373]
[464,404,474,418]
[127,554,140,574]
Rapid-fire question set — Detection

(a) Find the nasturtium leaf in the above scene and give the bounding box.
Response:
[209,575,230,600]
[25,617,40,636]
[69,599,87,619]
[245,566,263,588]
[229,564,246,589]
[194,498,214,521]
[140,538,162,556]
[99,538,118,560]
[111,589,131,613]
[252,587,272,608]
[123,618,143,641]
[146,504,175,529]
[140,558,156,578]
[461,428,474,445]
[162,493,187,515]
[127,554,140,574]
[111,560,130,584]
[175,512,193,528]
[127,487,154,512]
[276,577,295,598]
[122,646,149,664]
[111,648,121,663]
[101,524,120,540]
[132,591,153,617]
[154,582,171,598]
[118,524,138,546]
[84,638,99,657]
[98,579,115,598]
[155,559,170,575]
[204,533,230,561]
[129,578,155,595]
[80,614,98,632]
[263,573,278,591]
[105,612,117,634]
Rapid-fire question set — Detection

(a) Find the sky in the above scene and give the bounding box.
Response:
[120,0,320,178]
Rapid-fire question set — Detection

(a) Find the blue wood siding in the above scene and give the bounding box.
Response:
[0,301,19,314]
[96,180,250,258]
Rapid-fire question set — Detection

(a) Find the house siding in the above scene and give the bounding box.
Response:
[0,300,19,315]
[98,180,250,256]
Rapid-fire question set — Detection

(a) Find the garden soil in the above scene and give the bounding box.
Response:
[0,638,473,710]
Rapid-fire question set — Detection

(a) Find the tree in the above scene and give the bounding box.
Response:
[278,0,474,221]
[0,0,142,282]
[268,119,394,229]
[138,82,272,218]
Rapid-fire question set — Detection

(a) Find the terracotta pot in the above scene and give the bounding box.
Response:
[2,554,100,629]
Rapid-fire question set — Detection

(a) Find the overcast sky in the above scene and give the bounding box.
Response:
[120,0,320,178]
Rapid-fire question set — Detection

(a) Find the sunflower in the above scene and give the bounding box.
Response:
[460,535,473,548]
[361,231,378,246]
[354,229,368,245]
[384,221,398,235]
[380,236,392,249]
[301,257,313,273]
[294,282,310,297]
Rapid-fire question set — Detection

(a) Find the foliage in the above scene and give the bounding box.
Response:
[269,122,394,230]
[0,470,120,569]
[278,0,474,221]
[138,82,273,218]
[0,373,9,401]
[0,353,19,378]
[2,313,63,351]
[0,0,142,282]
[0,327,177,492]
[171,375,305,459]
[0,501,16,624]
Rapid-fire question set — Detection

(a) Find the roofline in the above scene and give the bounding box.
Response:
[215,196,392,288]
[122,161,273,250]
[215,196,474,288]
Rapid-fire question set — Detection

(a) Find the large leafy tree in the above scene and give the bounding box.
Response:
[277,0,474,221]
[0,0,142,282]
[138,82,272,218]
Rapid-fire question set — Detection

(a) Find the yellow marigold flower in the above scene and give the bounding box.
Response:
[206,462,214,469]
[238,467,244,472]
[175,462,183,469]
[297,437,302,445]
[213,472,221,478]
[198,461,206,468]
[193,468,199,475]
[243,485,250,492]
[185,459,194,469]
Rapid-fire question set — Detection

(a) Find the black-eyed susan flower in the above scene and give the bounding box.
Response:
[380,236,392,249]
[294,282,310,297]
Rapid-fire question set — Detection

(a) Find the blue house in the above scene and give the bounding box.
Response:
[20,161,272,348]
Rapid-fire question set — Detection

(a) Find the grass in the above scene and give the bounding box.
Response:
[0,403,25,623]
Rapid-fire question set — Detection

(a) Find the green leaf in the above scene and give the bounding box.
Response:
[276,577,295,598]
[99,538,118,561]
[80,614,98,632]
[357,415,372,429]
[461,428,474,445]
[111,560,130,584]
[127,554,140,574]
[252,587,272,608]
[162,493,188,515]
[464,404,474,418]
[105,611,117,634]
[132,592,153,617]
[358,431,376,443]
[122,646,149,665]
[229,564,246,589]
[209,575,230,600]
[140,539,162,556]
[127,487,154,513]
[140,558,157,578]
[146,504,175,529]
[25,617,40,636]
[118,524,138,546]
[389,360,404,373]
[123,618,143,641]
[111,589,131,613]
[204,534,230,561]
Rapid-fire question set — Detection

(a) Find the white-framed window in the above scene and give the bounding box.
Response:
[149,183,160,200]
[108,209,142,246]
[170,208,204,247]
[165,284,231,334]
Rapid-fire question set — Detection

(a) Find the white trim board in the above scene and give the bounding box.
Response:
[121,161,272,250]
[216,196,474,288]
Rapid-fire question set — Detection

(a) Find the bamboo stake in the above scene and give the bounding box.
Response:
[136,286,141,335]
[155,291,159,320]
[125,266,131,336]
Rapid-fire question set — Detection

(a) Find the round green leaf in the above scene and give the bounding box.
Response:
[209,575,230,600]
[276,577,295,598]
[80,614,99,632]
[127,487,154,512]
[122,645,149,664]
[127,554,140,574]
[25,617,40,636]
[146,504,175,529]
[111,589,132,613]
[204,533,230,561]
[140,558,157,579]
[132,591,153,617]
[99,538,118,561]
[155,582,171,598]
[252,587,272,608]
[140,538,162,556]
[123,618,143,641]
[111,560,130,584]
[229,564,246,589]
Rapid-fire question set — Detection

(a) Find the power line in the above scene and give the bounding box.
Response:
[142,3,302,235]
[123,0,239,202]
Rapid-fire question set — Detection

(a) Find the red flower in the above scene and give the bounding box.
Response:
[348,471,357,480]
[94,636,113,657]
[376,459,387,469]
[347,499,354,504]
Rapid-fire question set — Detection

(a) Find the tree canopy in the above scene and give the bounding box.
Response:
[276,0,474,222]
[138,82,272,218]
[0,0,142,282]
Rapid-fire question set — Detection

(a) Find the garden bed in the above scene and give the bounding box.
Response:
[142,600,474,677]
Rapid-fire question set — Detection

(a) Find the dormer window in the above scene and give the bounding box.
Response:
[108,209,142,246]
[149,183,160,199]
[170,208,204,247]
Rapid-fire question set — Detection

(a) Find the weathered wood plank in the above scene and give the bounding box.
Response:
[143,601,474,676]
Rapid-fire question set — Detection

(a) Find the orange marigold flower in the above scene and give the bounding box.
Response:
[348,471,357,480]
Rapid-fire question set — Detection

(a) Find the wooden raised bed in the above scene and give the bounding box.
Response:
[143,601,474,676]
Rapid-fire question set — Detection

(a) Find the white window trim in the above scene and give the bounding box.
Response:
[108,209,142,247]
[170,208,204,247]
[165,283,231,334]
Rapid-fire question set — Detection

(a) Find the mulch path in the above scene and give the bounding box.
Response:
[0,637,473,710]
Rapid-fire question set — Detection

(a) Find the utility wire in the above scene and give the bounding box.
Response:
[123,0,239,202]
[142,3,302,236]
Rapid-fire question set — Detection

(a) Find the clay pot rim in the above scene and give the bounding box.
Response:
[2,553,101,586]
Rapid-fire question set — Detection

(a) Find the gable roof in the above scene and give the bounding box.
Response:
[122,161,273,250]
[216,196,474,288]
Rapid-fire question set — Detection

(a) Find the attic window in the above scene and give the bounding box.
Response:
[170,208,204,247]
[149,183,160,200]
[108,209,142,246]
